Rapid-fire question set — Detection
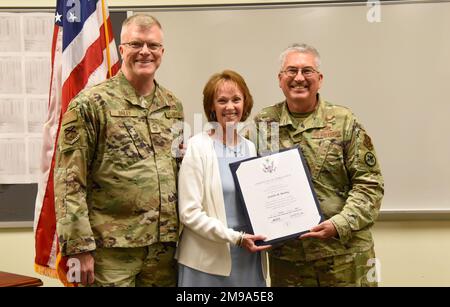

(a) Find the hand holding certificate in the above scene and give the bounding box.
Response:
[230,147,323,245]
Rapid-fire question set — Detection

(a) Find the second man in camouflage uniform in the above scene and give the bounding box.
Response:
[54,14,183,286]
[254,44,384,286]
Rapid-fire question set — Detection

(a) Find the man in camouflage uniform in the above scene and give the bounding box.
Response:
[254,43,384,286]
[54,14,183,286]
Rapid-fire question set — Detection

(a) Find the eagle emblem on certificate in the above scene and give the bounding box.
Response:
[230,147,323,245]
[262,157,277,174]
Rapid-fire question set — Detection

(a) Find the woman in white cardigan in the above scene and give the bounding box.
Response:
[176,70,271,287]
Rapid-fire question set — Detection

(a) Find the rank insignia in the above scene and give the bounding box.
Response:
[325,115,335,122]
[64,126,79,145]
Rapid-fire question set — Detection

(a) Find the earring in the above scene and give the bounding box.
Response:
[210,111,216,121]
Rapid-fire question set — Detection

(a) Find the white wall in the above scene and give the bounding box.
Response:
[2,221,450,287]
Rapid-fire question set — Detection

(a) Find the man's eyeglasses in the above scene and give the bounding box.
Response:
[121,41,163,51]
[280,66,319,78]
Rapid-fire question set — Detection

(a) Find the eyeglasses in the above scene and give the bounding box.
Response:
[121,41,163,51]
[280,66,319,78]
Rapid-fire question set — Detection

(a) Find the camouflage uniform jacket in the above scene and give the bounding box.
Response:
[54,71,184,256]
[254,96,384,261]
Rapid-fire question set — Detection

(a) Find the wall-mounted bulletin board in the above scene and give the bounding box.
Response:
[0,7,127,227]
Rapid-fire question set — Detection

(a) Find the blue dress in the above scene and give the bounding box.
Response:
[178,138,266,287]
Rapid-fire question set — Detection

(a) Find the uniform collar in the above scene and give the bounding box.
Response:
[280,94,327,133]
[116,71,174,112]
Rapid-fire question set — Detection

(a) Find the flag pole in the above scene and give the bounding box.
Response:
[101,0,113,77]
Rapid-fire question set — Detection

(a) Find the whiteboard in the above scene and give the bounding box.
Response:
[143,1,450,214]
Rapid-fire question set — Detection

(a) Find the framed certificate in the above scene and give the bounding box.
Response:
[230,147,323,245]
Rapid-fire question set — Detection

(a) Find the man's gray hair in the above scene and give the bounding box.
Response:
[279,43,321,71]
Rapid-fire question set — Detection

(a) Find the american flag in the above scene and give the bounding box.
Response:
[33,0,120,285]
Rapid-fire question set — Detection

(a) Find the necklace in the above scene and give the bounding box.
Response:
[223,142,241,157]
[213,138,243,158]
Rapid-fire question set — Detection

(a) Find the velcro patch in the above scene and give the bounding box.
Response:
[110,110,139,117]
[364,152,376,167]
[311,128,342,139]
[363,134,374,151]
[64,125,80,145]
[62,110,78,126]
[165,110,183,119]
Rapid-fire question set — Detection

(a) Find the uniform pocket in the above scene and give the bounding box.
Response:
[54,167,67,219]
[308,139,331,179]
[123,121,152,159]
[105,116,151,166]
[318,139,349,188]
[148,109,183,155]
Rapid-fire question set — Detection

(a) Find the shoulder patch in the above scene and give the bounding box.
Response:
[63,125,80,145]
[62,110,78,126]
[363,134,374,151]
[364,152,376,167]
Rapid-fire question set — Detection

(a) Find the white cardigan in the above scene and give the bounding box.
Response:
[176,132,268,283]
